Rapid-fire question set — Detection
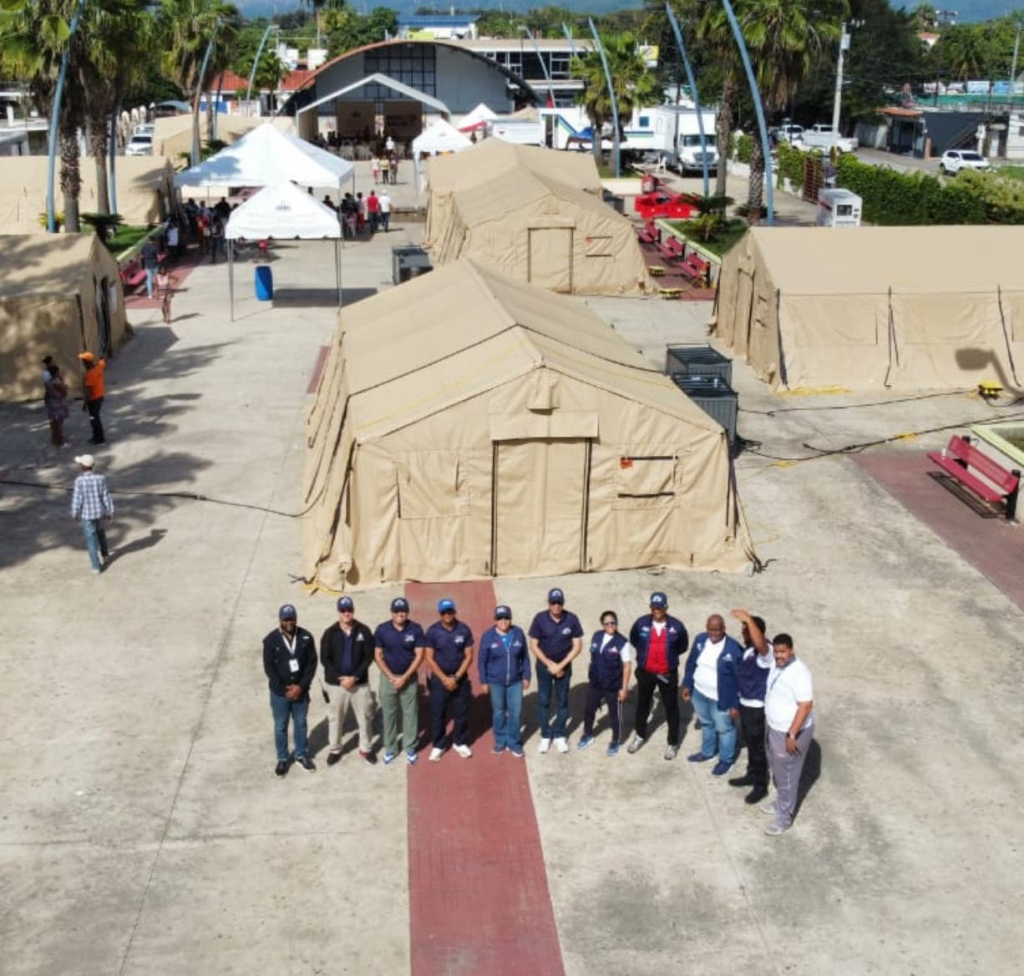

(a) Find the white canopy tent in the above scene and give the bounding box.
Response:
[173,123,354,191]
[224,181,344,320]
[413,118,473,157]
[457,103,497,132]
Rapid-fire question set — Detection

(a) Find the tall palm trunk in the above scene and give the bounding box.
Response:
[60,126,82,233]
[90,119,110,215]
[715,70,737,198]
[747,134,764,222]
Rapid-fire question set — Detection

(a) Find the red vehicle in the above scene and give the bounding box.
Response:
[634,191,700,221]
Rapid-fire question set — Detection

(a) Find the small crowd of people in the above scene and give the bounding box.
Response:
[320,189,393,236]
[41,351,107,449]
[263,590,815,836]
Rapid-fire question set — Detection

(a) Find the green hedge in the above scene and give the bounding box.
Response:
[957,169,1024,224]
[774,142,825,187]
[731,132,754,164]
[835,154,986,225]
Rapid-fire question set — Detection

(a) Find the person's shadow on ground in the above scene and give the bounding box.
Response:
[106,528,167,568]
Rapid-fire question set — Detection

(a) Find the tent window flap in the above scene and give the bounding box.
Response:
[395,451,466,519]
[615,455,676,500]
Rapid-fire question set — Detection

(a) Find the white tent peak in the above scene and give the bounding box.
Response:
[458,103,497,131]
[226,181,341,240]
[413,118,473,157]
[174,123,353,189]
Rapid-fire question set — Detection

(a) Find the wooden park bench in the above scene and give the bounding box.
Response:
[927,434,1020,521]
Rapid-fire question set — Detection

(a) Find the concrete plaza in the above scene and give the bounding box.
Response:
[1,199,1022,976]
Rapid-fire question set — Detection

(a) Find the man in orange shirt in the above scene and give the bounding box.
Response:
[78,352,107,445]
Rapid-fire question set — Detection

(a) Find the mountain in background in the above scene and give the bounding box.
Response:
[233,0,1014,23]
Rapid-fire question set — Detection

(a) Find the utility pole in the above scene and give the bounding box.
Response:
[831,22,851,134]
[1010,22,1021,112]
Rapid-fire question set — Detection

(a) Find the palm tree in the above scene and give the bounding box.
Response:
[157,0,240,163]
[695,2,741,198]
[741,0,842,217]
[572,31,660,167]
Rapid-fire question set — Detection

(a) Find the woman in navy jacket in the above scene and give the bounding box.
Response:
[681,614,744,775]
[478,605,531,758]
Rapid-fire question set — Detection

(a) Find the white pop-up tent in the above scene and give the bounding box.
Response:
[225,181,343,319]
[457,103,497,132]
[413,118,472,157]
[174,123,353,191]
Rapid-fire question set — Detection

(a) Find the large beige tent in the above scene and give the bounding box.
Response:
[0,156,174,235]
[429,167,653,295]
[0,235,128,402]
[303,258,753,590]
[424,139,602,245]
[713,226,1024,390]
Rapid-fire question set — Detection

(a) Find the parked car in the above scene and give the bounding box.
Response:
[634,191,701,221]
[800,124,858,153]
[939,149,990,175]
[125,134,153,157]
[775,124,804,145]
[132,123,154,137]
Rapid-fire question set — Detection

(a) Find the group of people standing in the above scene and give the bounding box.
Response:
[42,351,107,448]
[372,152,400,186]
[262,590,816,836]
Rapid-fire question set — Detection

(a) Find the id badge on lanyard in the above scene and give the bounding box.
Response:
[283,633,299,673]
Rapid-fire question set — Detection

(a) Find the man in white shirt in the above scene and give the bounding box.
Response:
[378,190,393,232]
[762,633,814,835]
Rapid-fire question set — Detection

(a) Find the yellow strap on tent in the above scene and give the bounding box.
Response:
[774,385,850,397]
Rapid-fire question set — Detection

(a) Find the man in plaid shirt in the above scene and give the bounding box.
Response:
[71,455,114,574]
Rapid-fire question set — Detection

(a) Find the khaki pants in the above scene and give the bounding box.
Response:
[378,674,420,755]
[324,681,374,754]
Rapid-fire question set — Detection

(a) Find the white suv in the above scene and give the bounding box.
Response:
[125,134,153,157]
[939,149,990,175]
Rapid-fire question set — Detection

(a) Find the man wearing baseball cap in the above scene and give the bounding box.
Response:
[627,592,690,759]
[374,597,426,765]
[70,454,113,574]
[263,604,318,776]
[77,351,107,445]
[478,606,531,757]
[320,596,376,766]
[424,599,475,762]
[528,588,584,754]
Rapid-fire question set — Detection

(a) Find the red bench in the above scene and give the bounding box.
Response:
[637,220,660,245]
[657,236,684,262]
[678,252,709,283]
[927,434,1020,521]
[120,261,147,289]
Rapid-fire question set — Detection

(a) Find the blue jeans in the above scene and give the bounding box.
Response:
[691,688,737,764]
[82,518,109,571]
[270,691,309,762]
[489,681,524,750]
[145,266,156,298]
[537,664,570,739]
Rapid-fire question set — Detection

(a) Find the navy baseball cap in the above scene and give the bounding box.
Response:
[391,597,409,613]
[337,596,354,612]
[649,592,668,609]
[279,604,297,620]
[438,598,456,613]
[548,588,565,604]
[494,605,512,620]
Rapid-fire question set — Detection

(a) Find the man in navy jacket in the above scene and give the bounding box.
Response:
[682,614,744,776]
[626,592,689,760]
[263,604,318,776]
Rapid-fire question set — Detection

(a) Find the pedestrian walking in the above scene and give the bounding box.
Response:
[320,595,377,766]
[681,614,743,776]
[140,238,160,298]
[44,363,70,448]
[263,604,318,777]
[356,192,366,232]
[374,597,426,765]
[577,611,634,757]
[424,599,475,762]
[366,190,380,233]
[389,151,399,184]
[156,265,178,324]
[78,352,106,445]
[478,605,530,757]
[166,219,180,259]
[372,157,381,183]
[528,587,583,754]
[626,592,689,759]
[380,154,390,185]
[762,634,815,835]
[210,217,224,264]
[70,453,113,574]
[378,190,392,232]
[728,609,772,804]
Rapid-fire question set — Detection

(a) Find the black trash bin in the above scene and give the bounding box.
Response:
[671,373,738,445]
[665,344,733,385]
[392,245,432,285]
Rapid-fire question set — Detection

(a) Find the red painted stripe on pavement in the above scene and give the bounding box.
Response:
[307,345,330,394]
[405,581,565,976]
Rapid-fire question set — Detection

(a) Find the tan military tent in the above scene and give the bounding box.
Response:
[424,139,603,246]
[303,258,753,590]
[0,235,128,402]
[0,156,174,235]
[713,226,1024,390]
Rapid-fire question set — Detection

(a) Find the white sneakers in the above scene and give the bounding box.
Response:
[430,744,472,762]
[538,738,552,754]
[554,737,569,754]
[539,737,570,754]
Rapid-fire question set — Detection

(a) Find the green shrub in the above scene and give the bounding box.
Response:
[957,169,1024,224]
[732,132,754,164]
[774,142,823,188]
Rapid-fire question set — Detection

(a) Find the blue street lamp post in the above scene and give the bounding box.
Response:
[587,18,620,178]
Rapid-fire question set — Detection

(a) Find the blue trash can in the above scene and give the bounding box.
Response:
[254,265,273,301]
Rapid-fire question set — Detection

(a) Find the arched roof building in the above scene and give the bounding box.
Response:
[286,40,537,144]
